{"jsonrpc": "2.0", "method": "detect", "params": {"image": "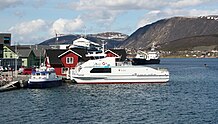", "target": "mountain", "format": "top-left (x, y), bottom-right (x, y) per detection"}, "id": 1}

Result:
top-left (39, 32), bottom-right (128, 48)
top-left (120, 16), bottom-right (218, 51)
top-left (40, 16), bottom-right (218, 51)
